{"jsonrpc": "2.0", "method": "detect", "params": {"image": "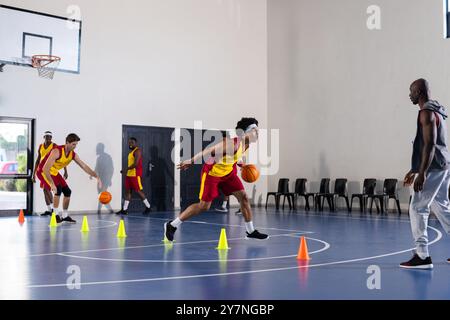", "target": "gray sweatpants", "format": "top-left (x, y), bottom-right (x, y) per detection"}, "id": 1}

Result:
top-left (409, 169), bottom-right (450, 259)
